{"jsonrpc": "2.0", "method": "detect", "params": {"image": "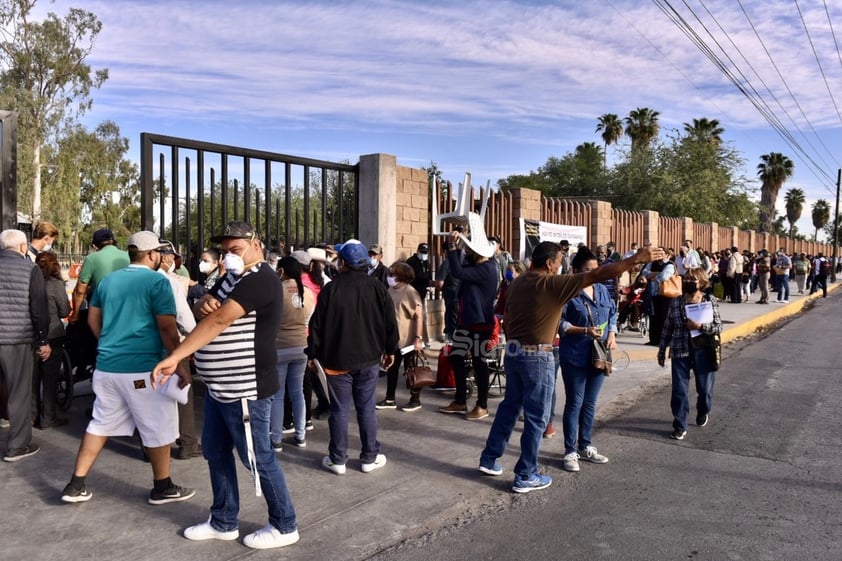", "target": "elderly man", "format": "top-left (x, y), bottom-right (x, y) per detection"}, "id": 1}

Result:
top-left (61, 231), bottom-right (194, 504)
top-left (308, 239), bottom-right (398, 476)
top-left (0, 230), bottom-right (50, 462)
top-left (153, 221), bottom-right (298, 550)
